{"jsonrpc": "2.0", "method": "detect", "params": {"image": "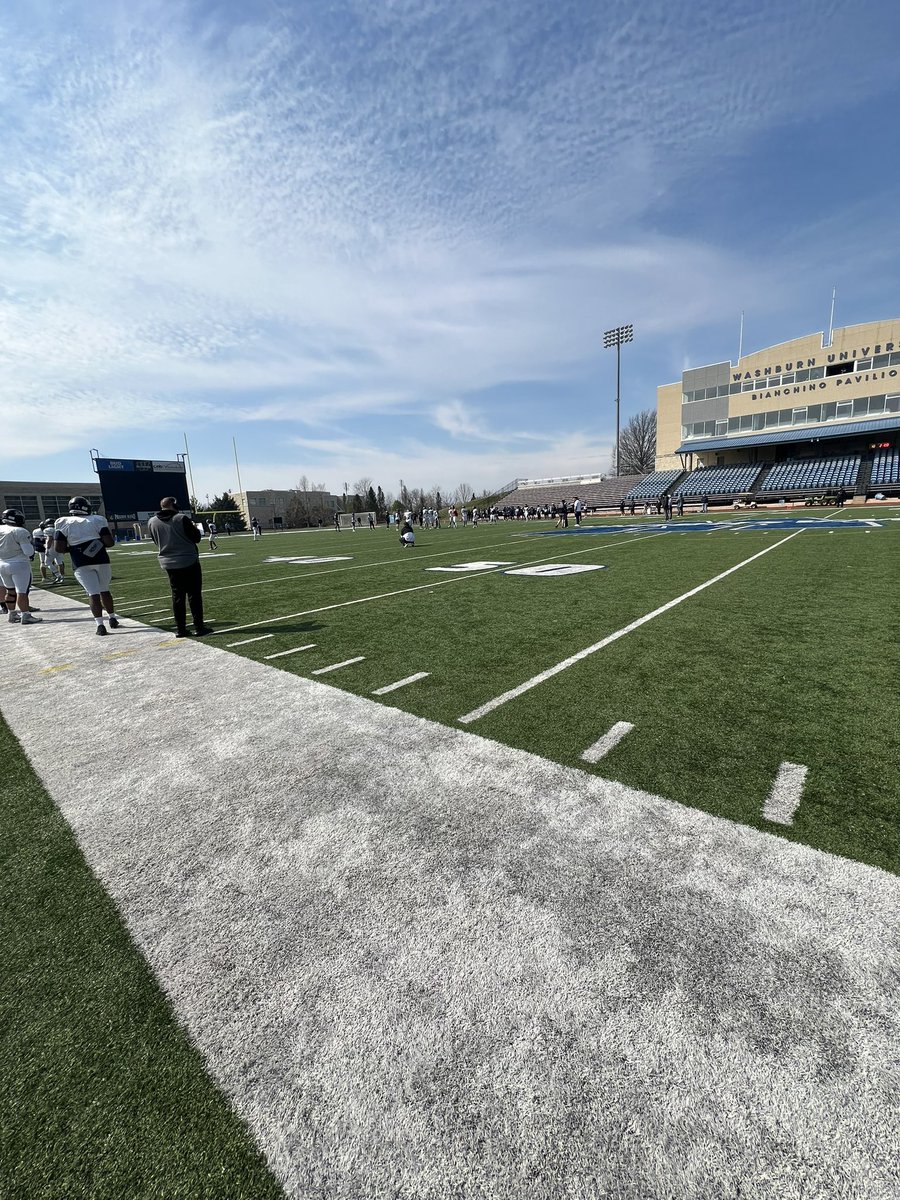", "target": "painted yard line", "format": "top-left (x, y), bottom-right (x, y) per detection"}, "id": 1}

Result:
top-left (103, 649), bottom-right (142, 660)
top-left (459, 530), bottom-right (804, 725)
top-left (226, 634), bottom-right (275, 647)
top-left (41, 663), bottom-right (73, 674)
top-left (312, 656), bottom-right (365, 675)
top-left (763, 762), bottom-right (809, 825)
top-left (115, 532), bottom-right (565, 601)
top-left (3, 587), bottom-right (899, 1198)
top-left (372, 672), bottom-right (429, 695)
top-left (263, 644), bottom-right (317, 660)
top-left (581, 722), bottom-right (635, 764)
top-left (215, 532), bottom-right (669, 635)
